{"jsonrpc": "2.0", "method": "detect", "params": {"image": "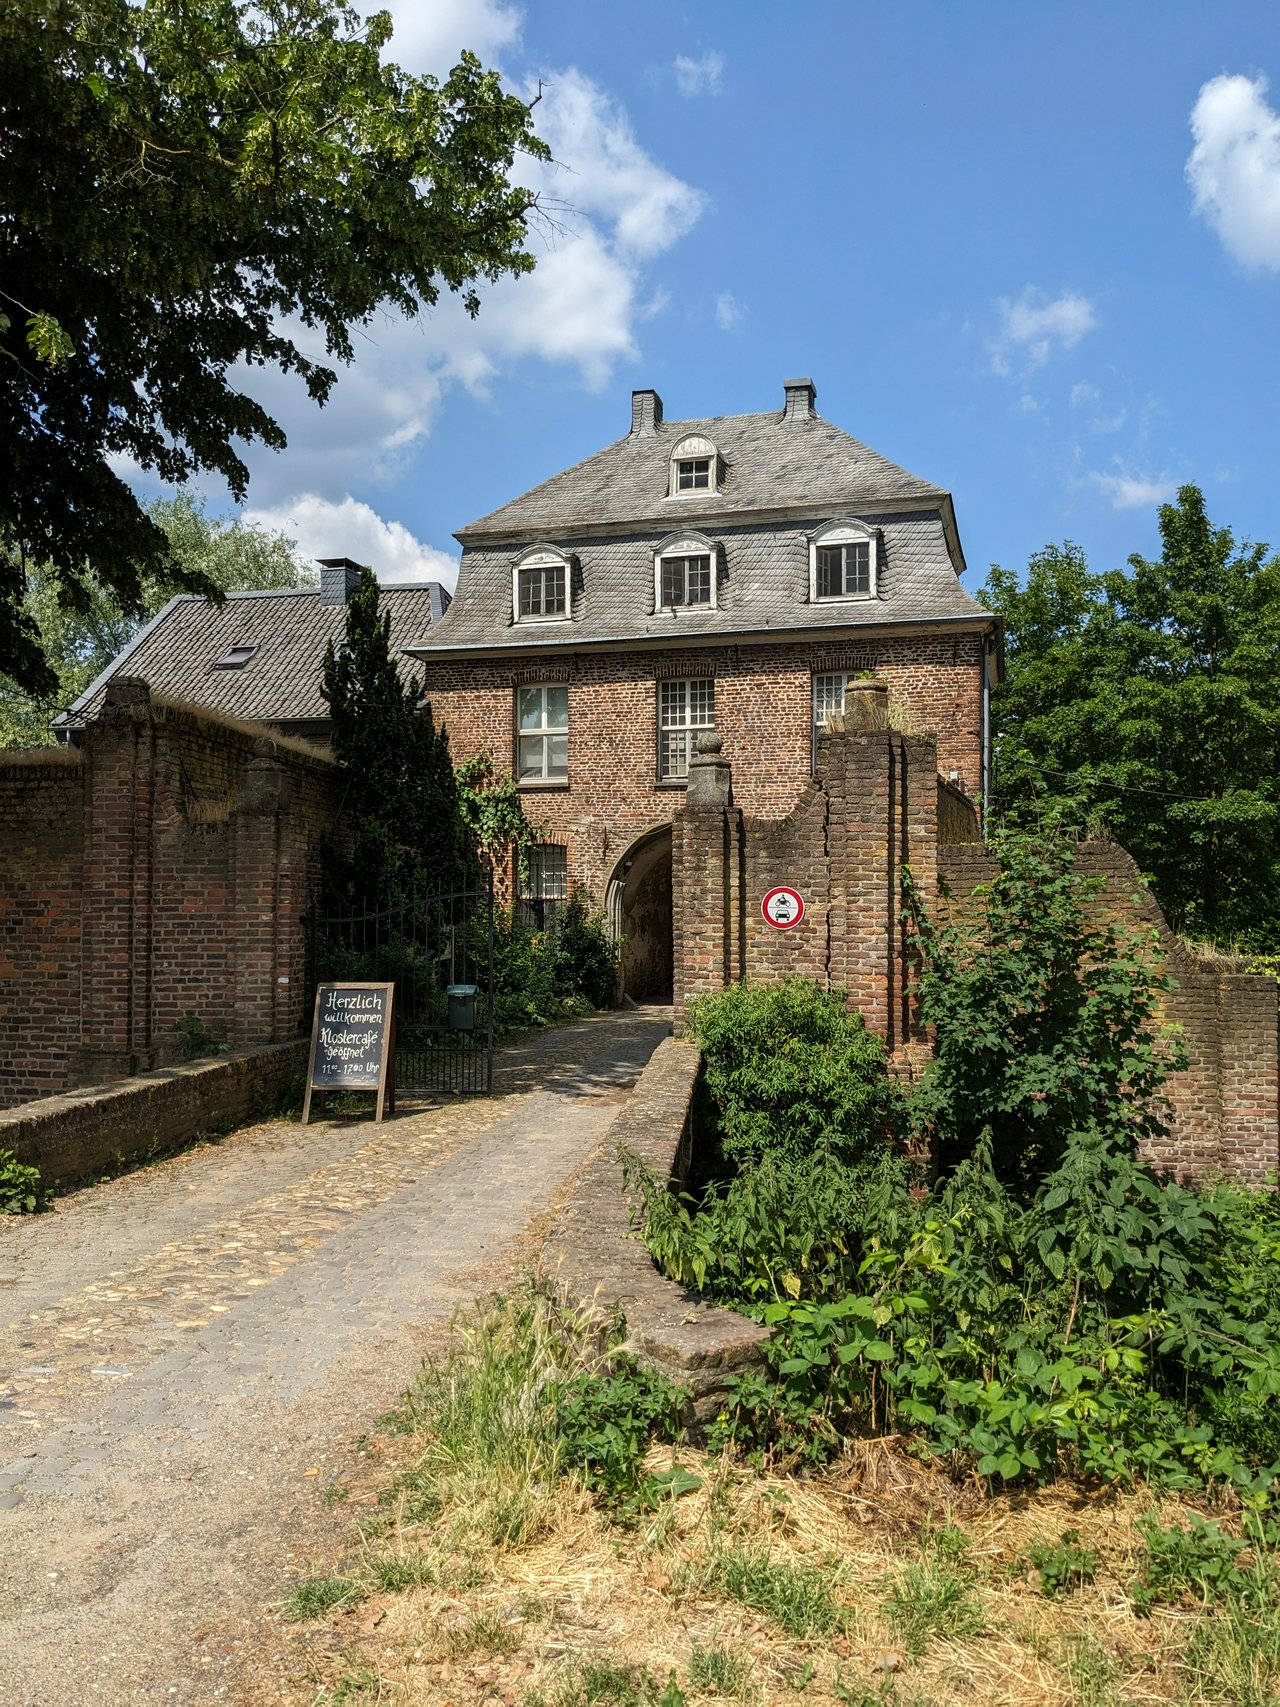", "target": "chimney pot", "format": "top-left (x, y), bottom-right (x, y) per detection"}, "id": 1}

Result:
top-left (630, 388), bottom-right (663, 437)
